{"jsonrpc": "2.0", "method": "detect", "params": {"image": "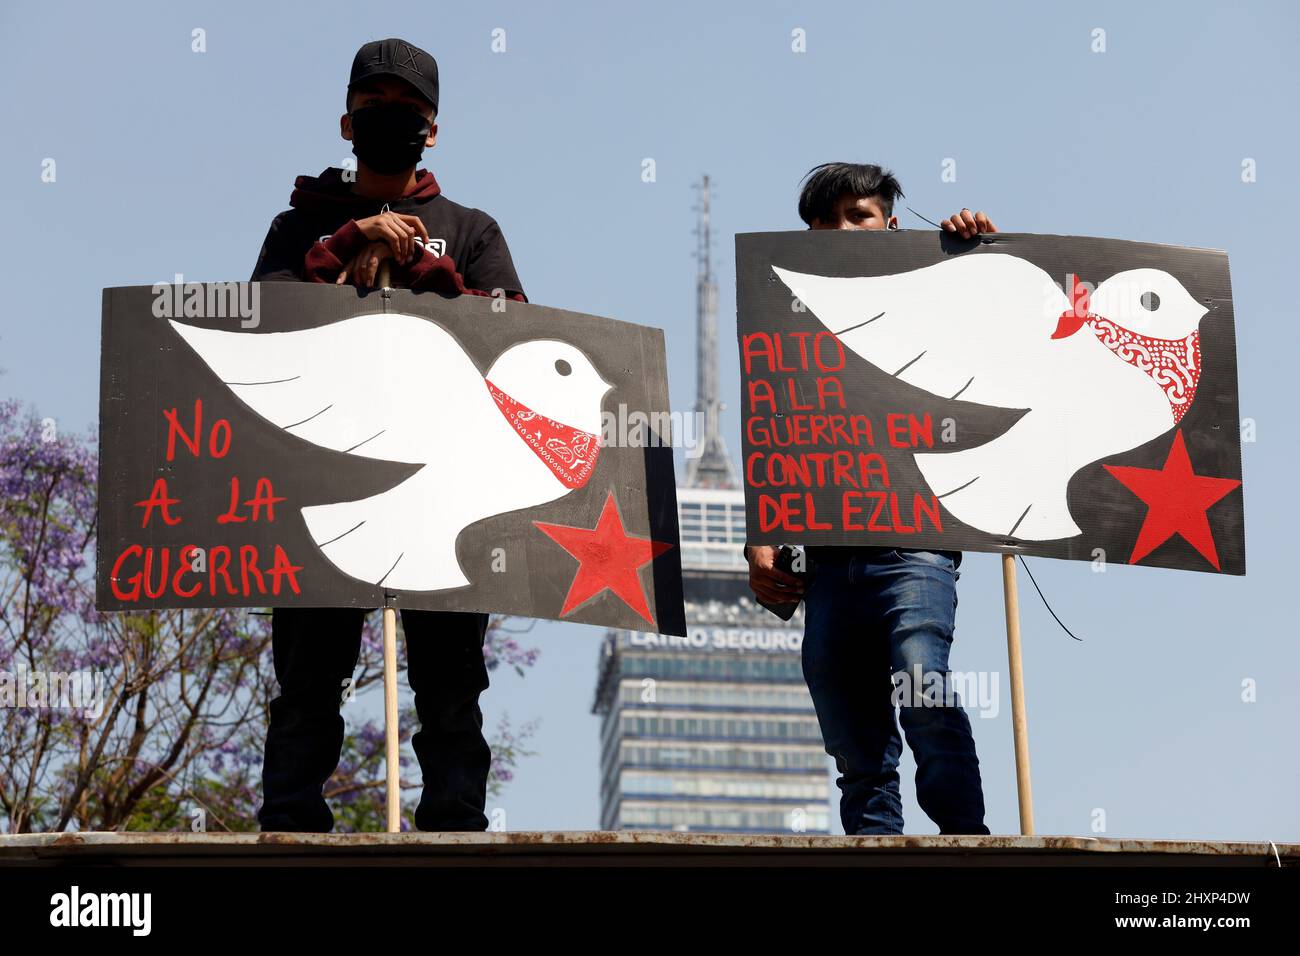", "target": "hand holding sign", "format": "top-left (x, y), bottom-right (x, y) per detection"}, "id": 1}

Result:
top-left (354, 211), bottom-right (429, 265)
